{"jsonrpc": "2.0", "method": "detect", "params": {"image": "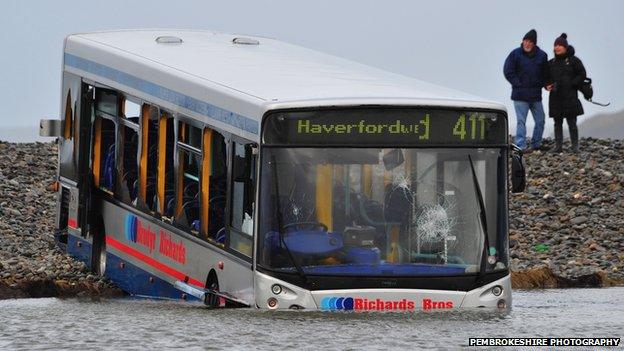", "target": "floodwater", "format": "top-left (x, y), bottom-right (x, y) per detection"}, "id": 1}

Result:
top-left (0, 288), bottom-right (622, 350)
top-left (0, 127), bottom-right (47, 143)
